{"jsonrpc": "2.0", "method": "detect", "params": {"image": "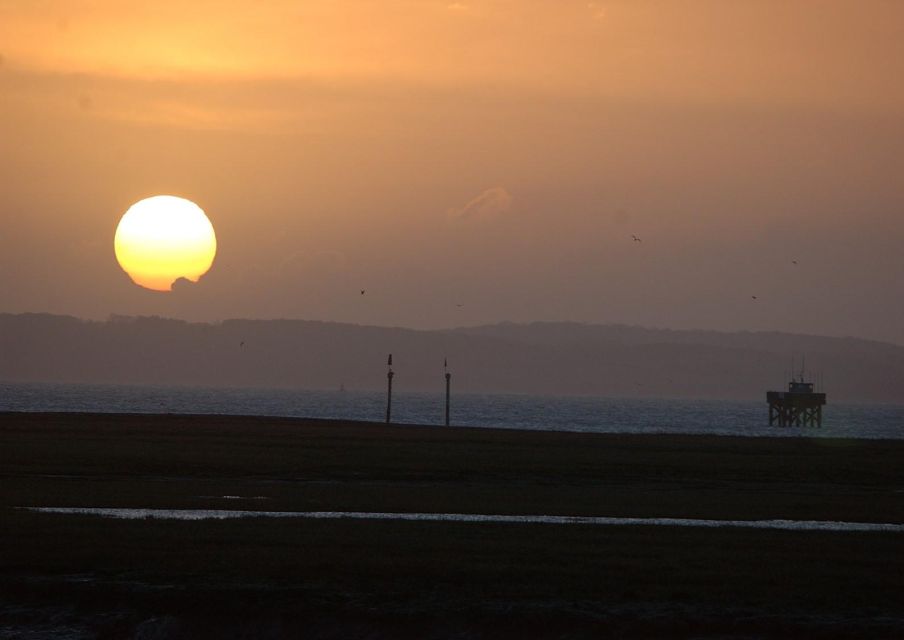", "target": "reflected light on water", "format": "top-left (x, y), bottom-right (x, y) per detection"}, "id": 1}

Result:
top-left (23, 507), bottom-right (904, 533)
